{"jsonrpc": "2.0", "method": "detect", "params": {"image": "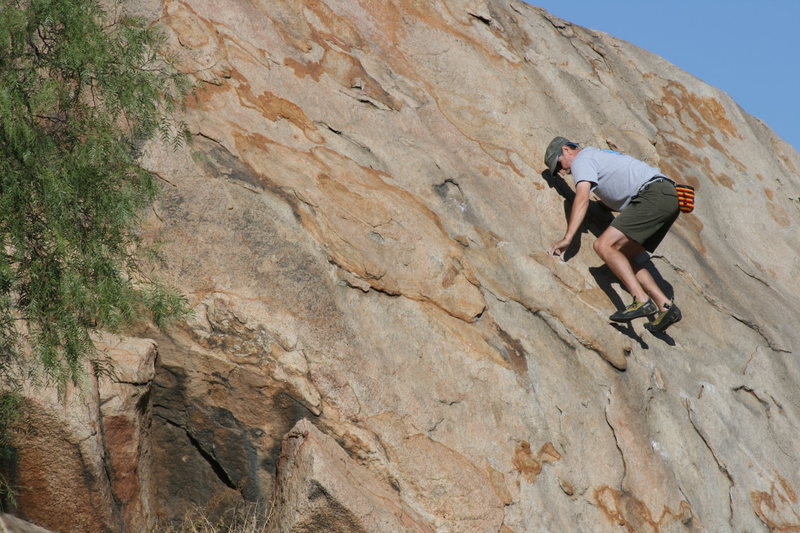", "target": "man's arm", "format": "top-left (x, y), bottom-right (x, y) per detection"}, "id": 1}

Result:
top-left (548, 180), bottom-right (592, 259)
